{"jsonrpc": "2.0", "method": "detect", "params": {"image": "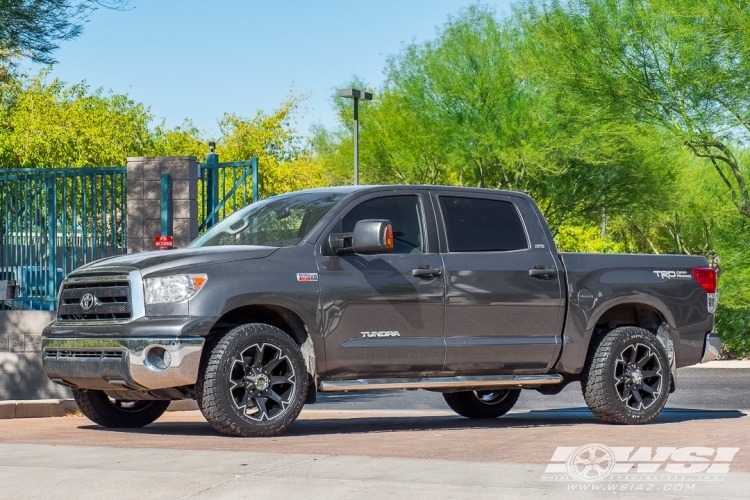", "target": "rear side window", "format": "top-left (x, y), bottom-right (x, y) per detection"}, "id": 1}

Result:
top-left (439, 196), bottom-right (528, 252)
